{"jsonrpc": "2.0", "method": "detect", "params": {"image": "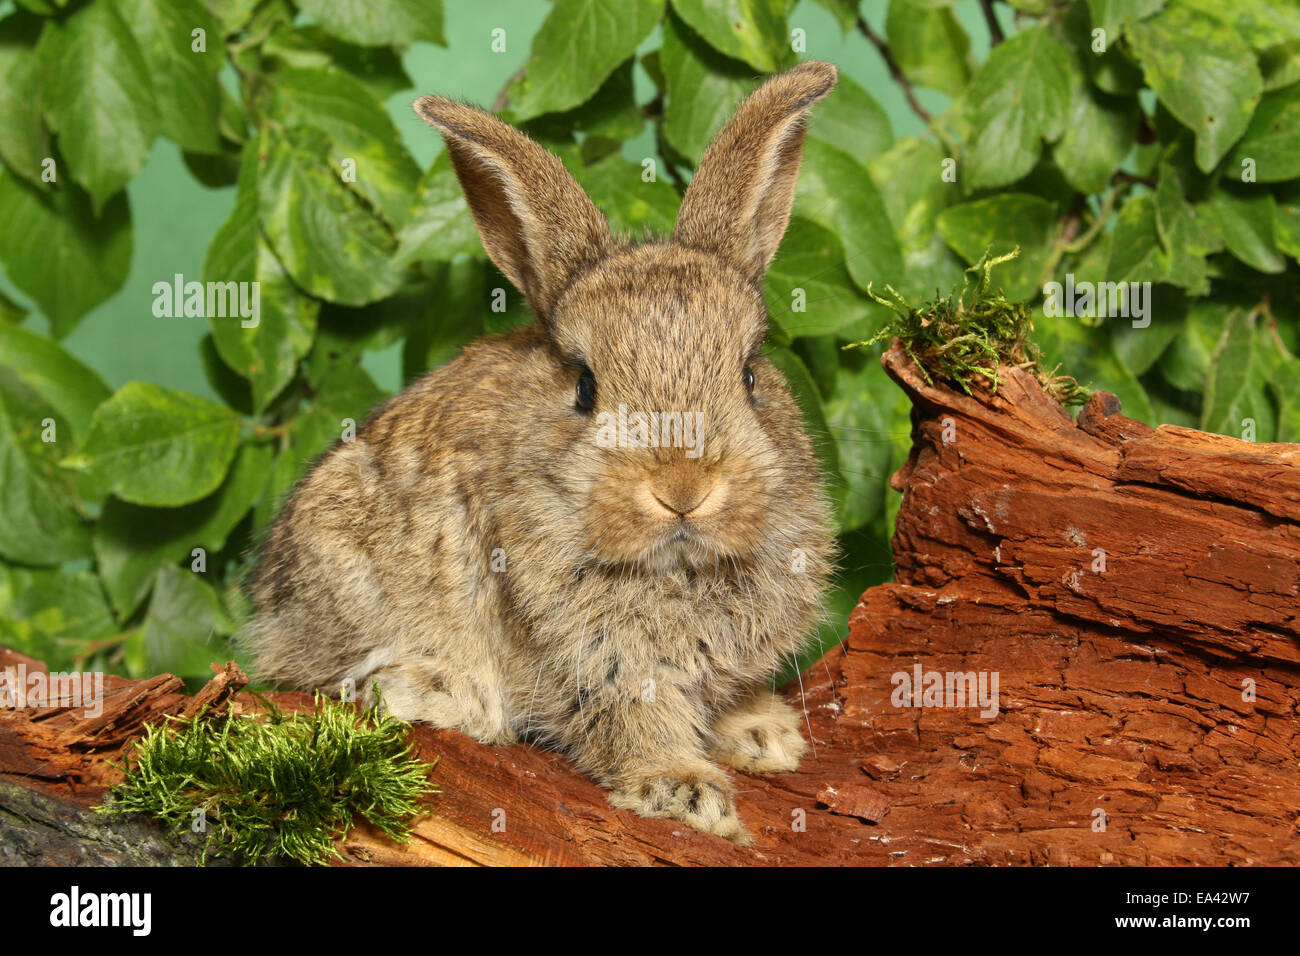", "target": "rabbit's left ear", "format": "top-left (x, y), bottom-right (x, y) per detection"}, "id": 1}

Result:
top-left (674, 61), bottom-right (837, 285)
